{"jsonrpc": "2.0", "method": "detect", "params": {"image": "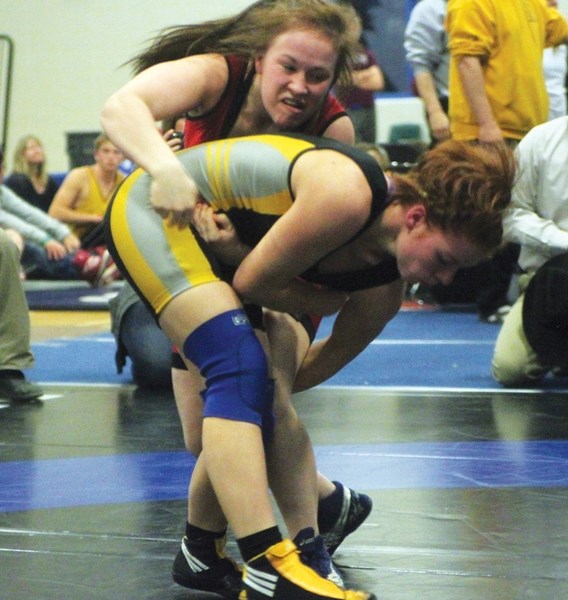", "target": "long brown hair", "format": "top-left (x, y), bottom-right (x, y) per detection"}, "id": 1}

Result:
top-left (129, 0), bottom-right (361, 85)
top-left (390, 141), bottom-right (516, 253)
top-left (12, 135), bottom-right (48, 186)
